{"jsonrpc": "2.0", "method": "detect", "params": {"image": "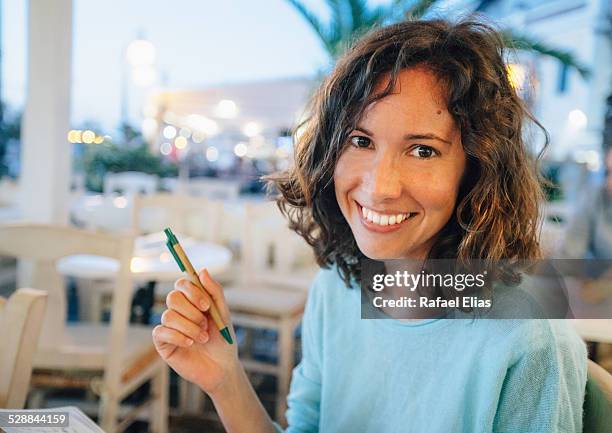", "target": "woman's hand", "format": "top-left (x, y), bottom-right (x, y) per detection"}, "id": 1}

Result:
top-left (152, 268), bottom-right (238, 395)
